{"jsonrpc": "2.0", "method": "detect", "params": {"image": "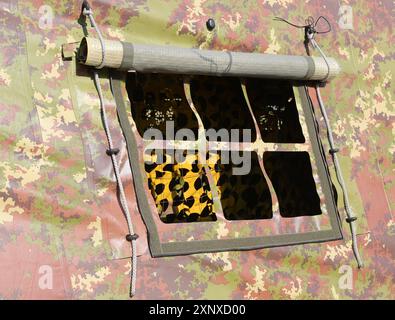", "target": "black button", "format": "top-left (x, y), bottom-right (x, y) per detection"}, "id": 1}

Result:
top-left (206, 18), bottom-right (216, 31)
